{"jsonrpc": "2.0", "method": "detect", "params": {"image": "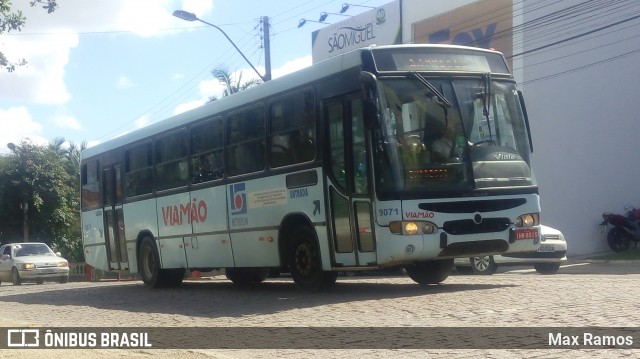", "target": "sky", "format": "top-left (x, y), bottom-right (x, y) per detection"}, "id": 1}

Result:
top-left (0, 0), bottom-right (391, 152)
